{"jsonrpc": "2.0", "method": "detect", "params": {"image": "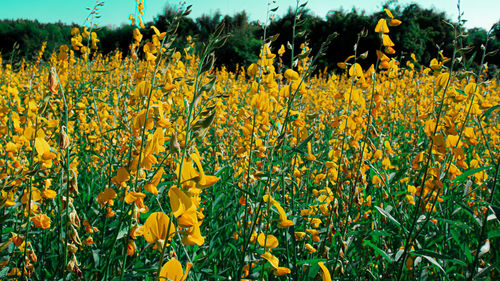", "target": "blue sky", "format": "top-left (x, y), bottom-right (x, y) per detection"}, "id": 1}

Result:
top-left (2, 0), bottom-right (499, 30)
